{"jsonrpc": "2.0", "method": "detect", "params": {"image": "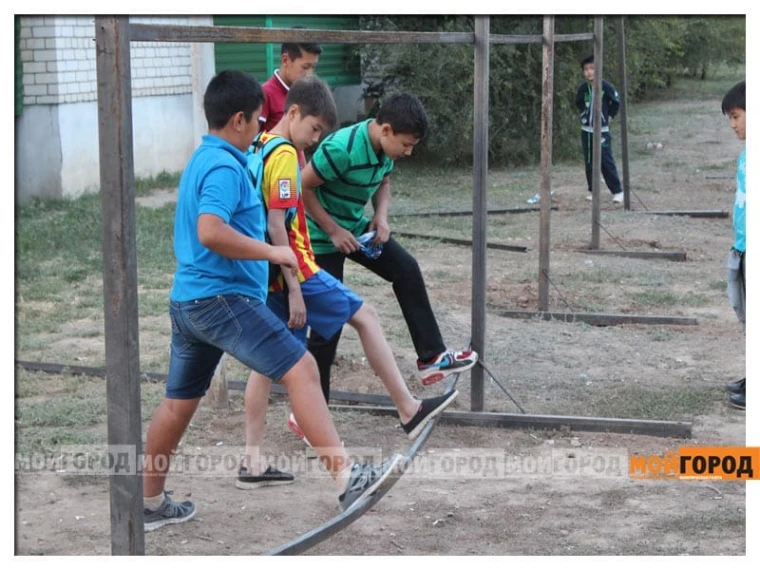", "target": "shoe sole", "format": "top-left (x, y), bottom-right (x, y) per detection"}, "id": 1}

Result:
top-left (235, 479), bottom-right (295, 490)
top-left (420, 360), bottom-right (477, 386)
top-left (144, 507), bottom-right (197, 532)
top-left (407, 390), bottom-right (459, 440)
top-left (728, 401), bottom-right (746, 410)
top-left (343, 454), bottom-right (403, 512)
